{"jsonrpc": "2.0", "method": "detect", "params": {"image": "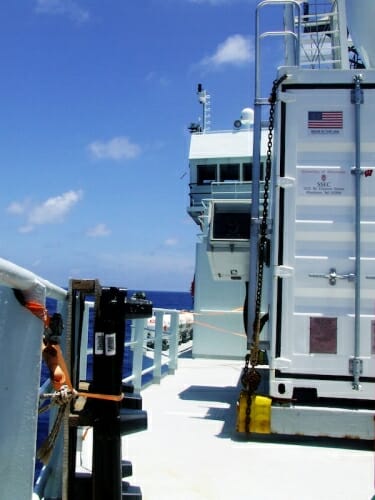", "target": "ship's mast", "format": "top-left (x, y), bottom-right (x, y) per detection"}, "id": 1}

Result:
top-left (197, 83), bottom-right (211, 132)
